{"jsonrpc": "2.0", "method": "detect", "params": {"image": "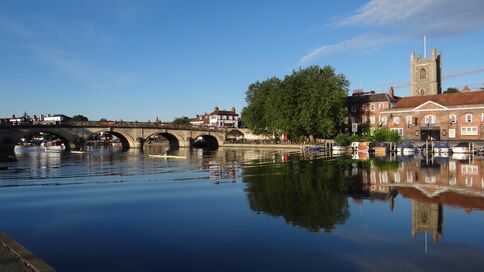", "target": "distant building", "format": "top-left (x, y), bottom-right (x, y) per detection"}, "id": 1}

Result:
top-left (346, 87), bottom-right (401, 135)
top-left (381, 87), bottom-right (484, 141)
top-left (33, 114), bottom-right (71, 125)
top-left (190, 107), bottom-right (239, 128)
top-left (189, 113), bottom-right (210, 127)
